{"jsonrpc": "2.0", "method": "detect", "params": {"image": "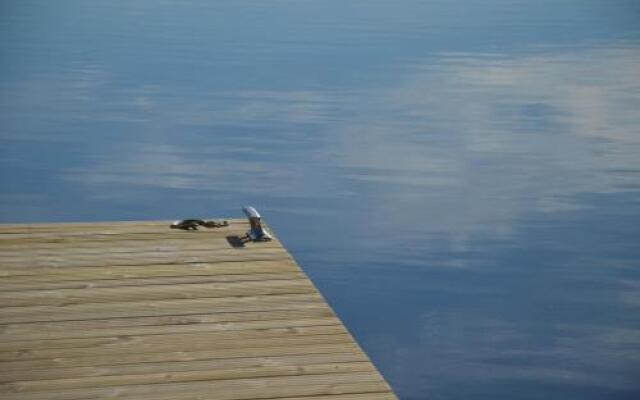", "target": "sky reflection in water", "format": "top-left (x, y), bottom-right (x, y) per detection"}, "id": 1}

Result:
top-left (1, 1), bottom-right (640, 398)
